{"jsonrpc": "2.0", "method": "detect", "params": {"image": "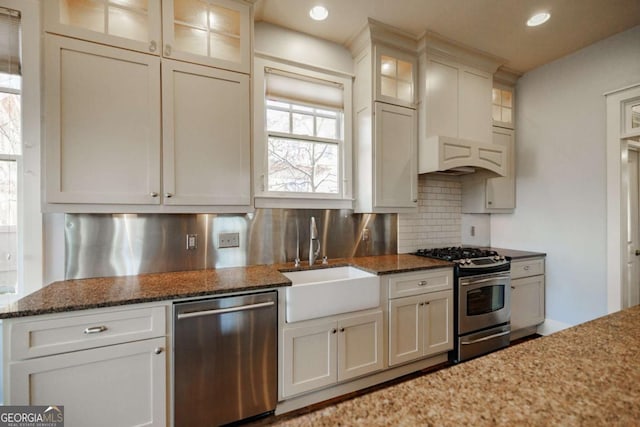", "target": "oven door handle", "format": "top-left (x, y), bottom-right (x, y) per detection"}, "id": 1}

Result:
top-left (460, 276), bottom-right (509, 287)
top-left (460, 330), bottom-right (510, 345)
